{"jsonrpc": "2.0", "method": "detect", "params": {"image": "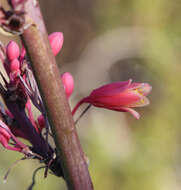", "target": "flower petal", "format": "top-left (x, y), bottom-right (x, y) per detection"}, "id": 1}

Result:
top-left (119, 107), bottom-right (140, 119)
top-left (90, 79), bottom-right (132, 97)
top-left (90, 89), bottom-right (141, 106)
top-left (127, 96), bottom-right (150, 107)
top-left (130, 83), bottom-right (152, 96)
